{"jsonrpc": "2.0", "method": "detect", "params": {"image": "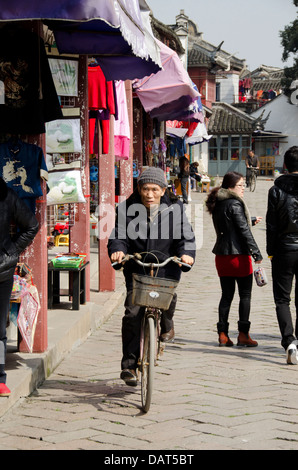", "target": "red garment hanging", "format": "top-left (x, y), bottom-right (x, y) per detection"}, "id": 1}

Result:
top-left (88, 65), bottom-right (107, 110)
top-left (88, 65), bottom-right (116, 154)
